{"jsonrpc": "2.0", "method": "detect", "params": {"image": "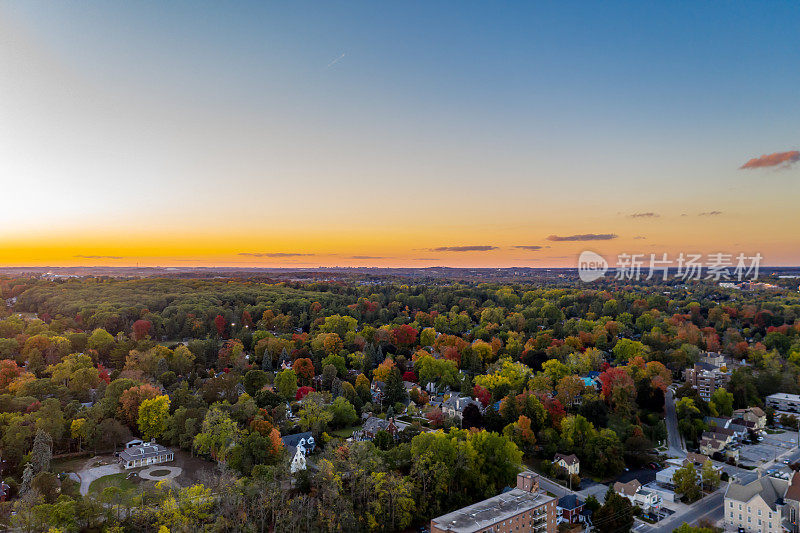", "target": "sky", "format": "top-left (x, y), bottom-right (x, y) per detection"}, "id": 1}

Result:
top-left (1, 1), bottom-right (799, 268)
